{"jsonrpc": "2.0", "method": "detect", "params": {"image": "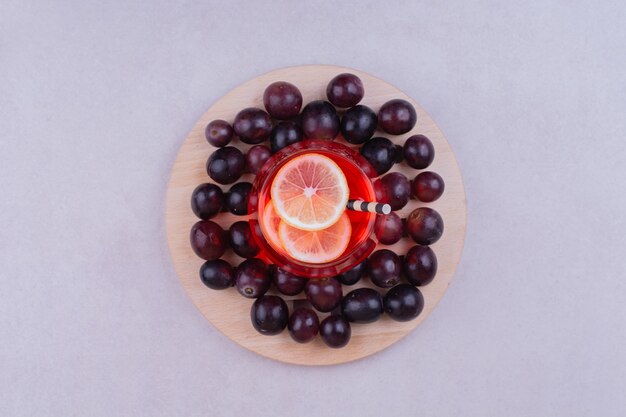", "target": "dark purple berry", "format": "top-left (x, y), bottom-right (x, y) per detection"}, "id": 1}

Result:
top-left (190, 220), bottom-right (227, 261)
top-left (404, 245), bottom-right (437, 286)
top-left (412, 171), bottom-right (445, 202)
top-left (360, 137), bottom-right (396, 175)
top-left (320, 315), bottom-right (351, 348)
top-left (205, 119), bottom-right (233, 147)
top-left (288, 308), bottom-right (319, 343)
top-left (191, 183), bottom-right (224, 220)
top-left (367, 249), bottom-right (402, 288)
top-left (336, 260), bottom-right (366, 285)
top-left (340, 105), bottom-right (377, 144)
top-left (403, 135), bottom-right (434, 169)
top-left (384, 284), bottom-right (424, 321)
top-left (406, 207), bottom-right (444, 245)
top-left (375, 172), bottom-right (410, 210)
top-left (378, 99), bottom-right (417, 135)
top-left (200, 259), bottom-right (234, 289)
top-left (235, 258), bottom-right (271, 298)
top-left (270, 265), bottom-right (306, 296)
top-left (341, 288), bottom-right (383, 323)
top-left (226, 182), bottom-right (252, 215)
top-left (263, 81), bottom-right (303, 120)
top-left (326, 73), bottom-right (364, 108)
top-left (246, 145), bottom-right (272, 174)
top-left (301, 100), bottom-right (340, 140)
top-left (233, 107), bottom-right (273, 144)
top-left (206, 146), bottom-right (245, 185)
top-left (269, 121), bottom-right (303, 153)
top-left (229, 221), bottom-right (260, 258)
top-left (304, 277), bottom-right (343, 312)
top-left (251, 295), bottom-right (289, 335)
top-left (374, 212), bottom-right (403, 245)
